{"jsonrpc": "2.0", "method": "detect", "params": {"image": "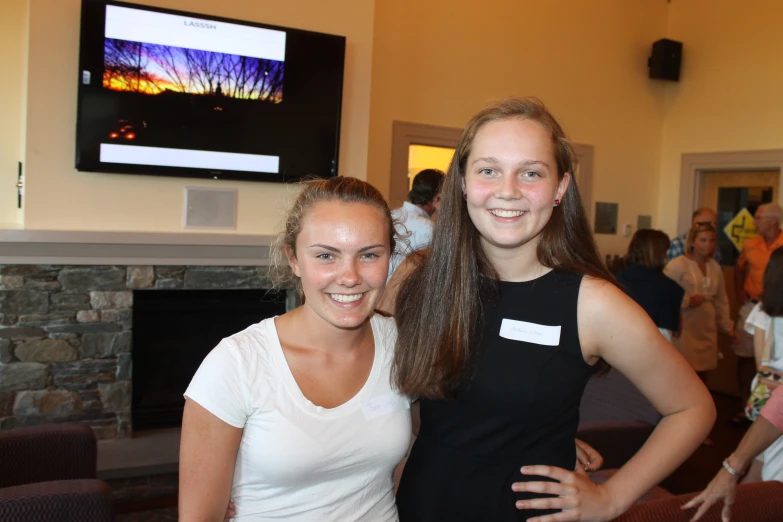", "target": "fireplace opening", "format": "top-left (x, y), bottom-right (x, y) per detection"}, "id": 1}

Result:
top-left (132, 289), bottom-right (288, 431)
